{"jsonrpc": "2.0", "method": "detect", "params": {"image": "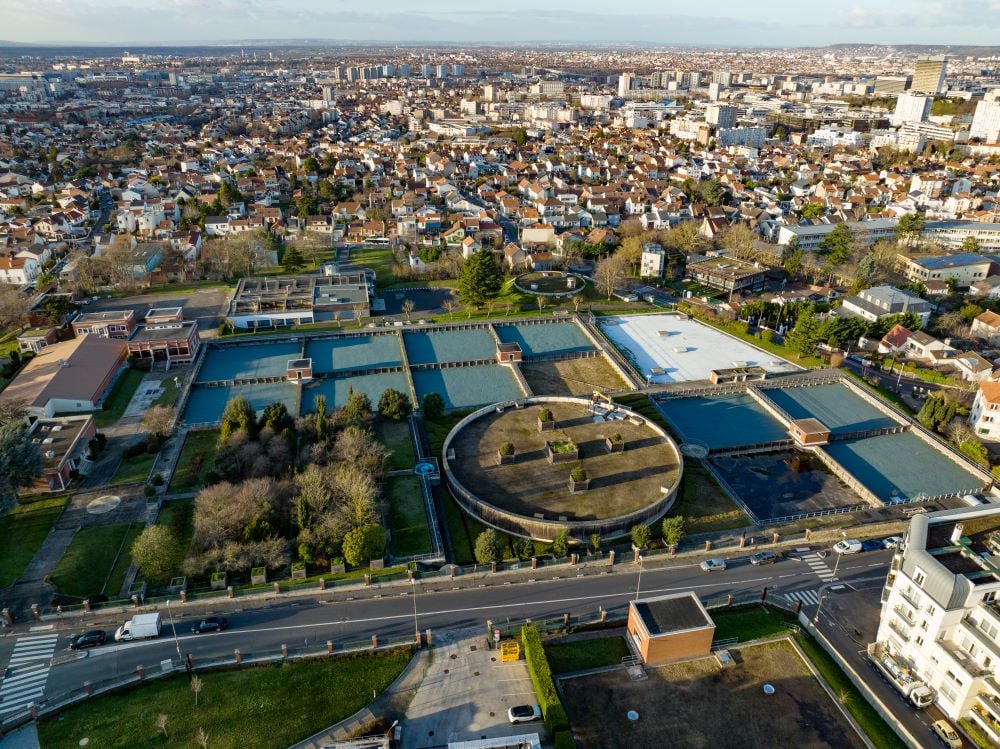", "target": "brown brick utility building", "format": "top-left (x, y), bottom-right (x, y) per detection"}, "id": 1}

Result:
top-left (627, 592), bottom-right (716, 666)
